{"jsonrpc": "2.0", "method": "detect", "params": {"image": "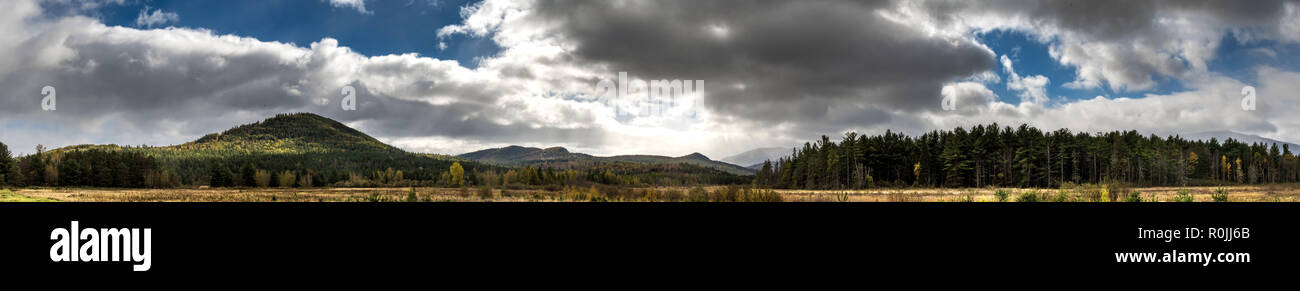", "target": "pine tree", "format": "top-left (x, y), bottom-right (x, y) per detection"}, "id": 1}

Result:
top-left (0, 141), bottom-right (11, 186)
top-left (761, 124), bottom-right (1300, 189)
top-left (61, 159), bottom-right (82, 186)
top-left (210, 162), bottom-right (233, 187)
top-left (825, 148), bottom-right (840, 189)
top-left (241, 163), bottom-right (257, 187)
top-left (756, 160), bottom-right (773, 187)
top-left (941, 128), bottom-right (972, 188)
